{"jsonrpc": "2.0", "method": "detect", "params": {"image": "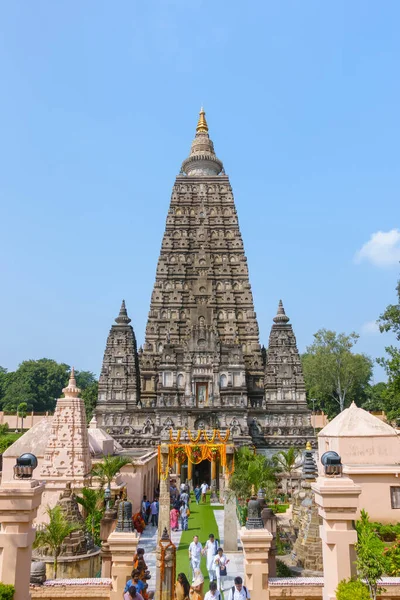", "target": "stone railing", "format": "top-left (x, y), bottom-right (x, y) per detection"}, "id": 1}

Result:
top-left (31, 578), bottom-right (112, 599)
